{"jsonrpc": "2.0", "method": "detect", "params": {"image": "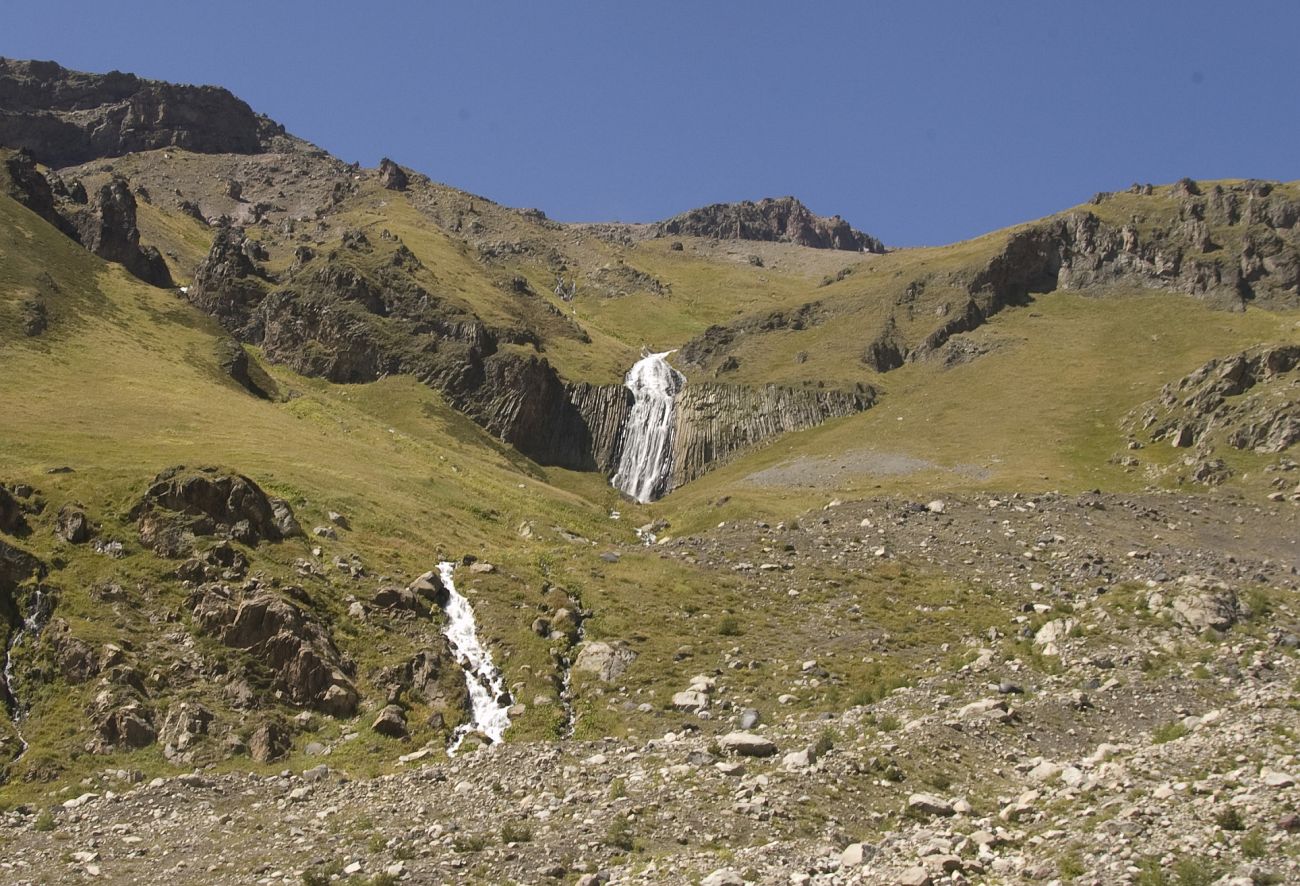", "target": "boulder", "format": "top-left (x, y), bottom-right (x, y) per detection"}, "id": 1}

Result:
top-left (671, 690), bottom-right (709, 713)
top-left (248, 721), bottom-right (290, 763)
top-left (55, 504), bottom-right (94, 543)
top-left (131, 466), bottom-right (299, 555)
top-left (372, 585), bottom-right (429, 616)
top-left (158, 701), bottom-right (213, 756)
top-left (1168, 575), bottom-right (1245, 633)
top-left (371, 704), bottom-right (408, 738)
top-left (87, 689), bottom-right (155, 752)
top-left (717, 731), bottom-right (777, 757)
top-left (572, 641), bottom-right (637, 682)
top-left (907, 793), bottom-right (955, 817)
